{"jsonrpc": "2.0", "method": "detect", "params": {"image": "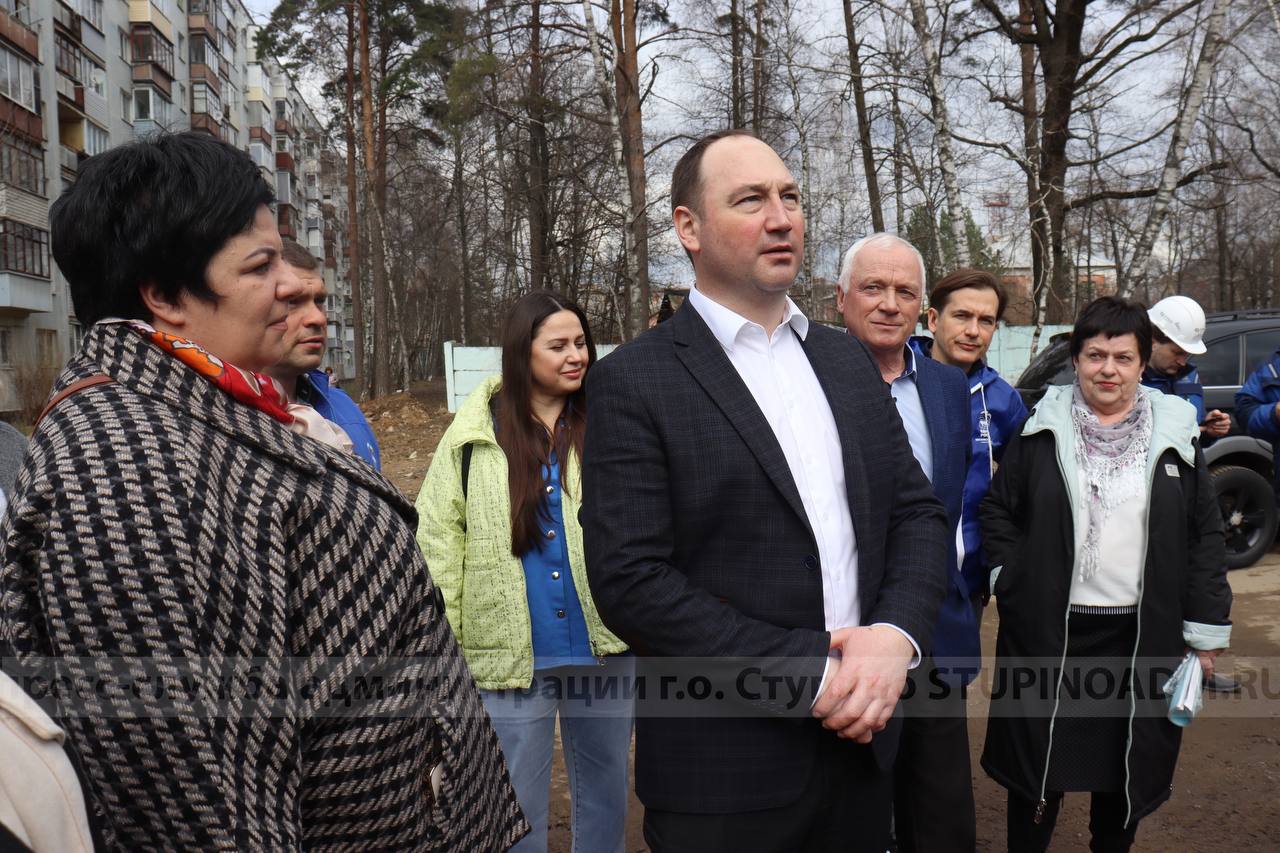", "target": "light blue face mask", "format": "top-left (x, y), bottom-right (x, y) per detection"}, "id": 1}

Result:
top-left (1162, 650), bottom-right (1204, 727)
